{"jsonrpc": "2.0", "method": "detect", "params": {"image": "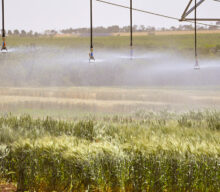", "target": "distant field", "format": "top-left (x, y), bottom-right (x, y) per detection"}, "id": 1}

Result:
top-left (113, 30), bottom-right (220, 36)
top-left (6, 32), bottom-right (220, 55)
